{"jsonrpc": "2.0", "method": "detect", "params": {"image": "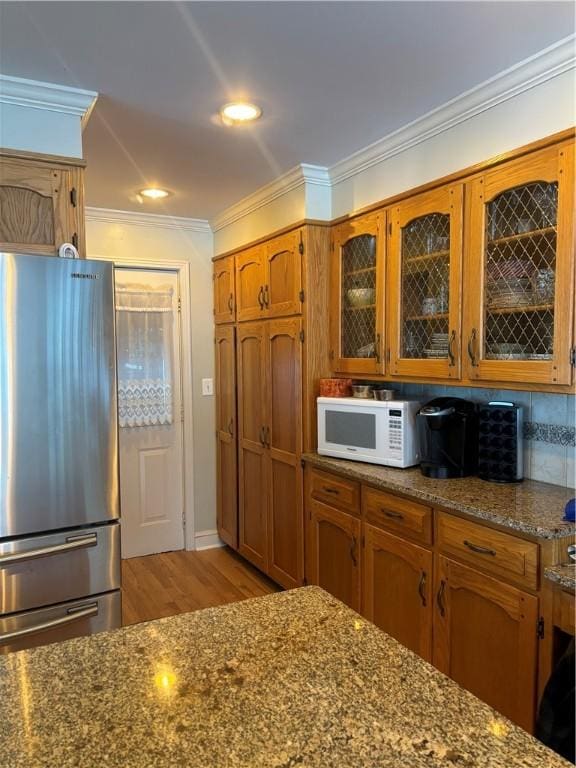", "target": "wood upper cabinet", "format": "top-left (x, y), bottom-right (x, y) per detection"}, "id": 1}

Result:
top-left (213, 256), bottom-right (236, 324)
top-left (463, 142), bottom-right (575, 385)
top-left (236, 246), bottom-right (265, 322)
top-left (388, 185), bottom-right (463, 379)
top-left (433, 555), bottom-right (539, 732)
top-left (363, 524), bottom-right (433, 661)
top-left (264, 229), bottom-right (303, 318)
top-left (215, 326), bottom-right (238, 549)
top-left (330, 211), bottom-right (386, 374)
top-left (0, 153), bottom-right (85, 257)
top-left (266, 317), bottom-right (304, 588)
top-left (307, 497), bottom-right (361, 612)
top-left (237, 322), bottom-right (268, 571)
